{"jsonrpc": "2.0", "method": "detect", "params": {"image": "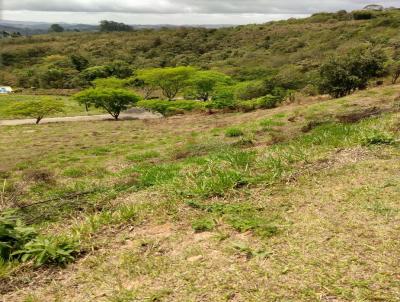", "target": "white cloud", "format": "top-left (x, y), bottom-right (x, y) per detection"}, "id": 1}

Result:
top-left (4, 0), bottom-right (400, 14)
top-left (2, 0), bottom-right (400, 24)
